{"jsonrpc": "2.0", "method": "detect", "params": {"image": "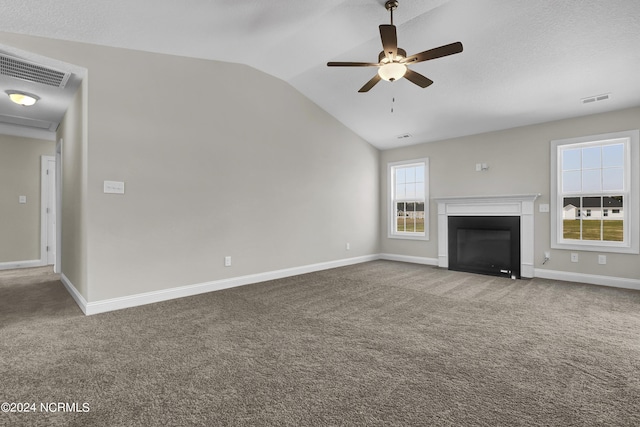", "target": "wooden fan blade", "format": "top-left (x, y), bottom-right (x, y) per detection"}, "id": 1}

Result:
top-left (379, 25), bottom-right (398, 60)
top-left (358, 74), bottom-right (382, 93)
top-left (404, 69), bottom-right (434, 88)
top-left (327, 61), bottom-right (379, 67)
top-left (403, 42), bottom-right (463, 64)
